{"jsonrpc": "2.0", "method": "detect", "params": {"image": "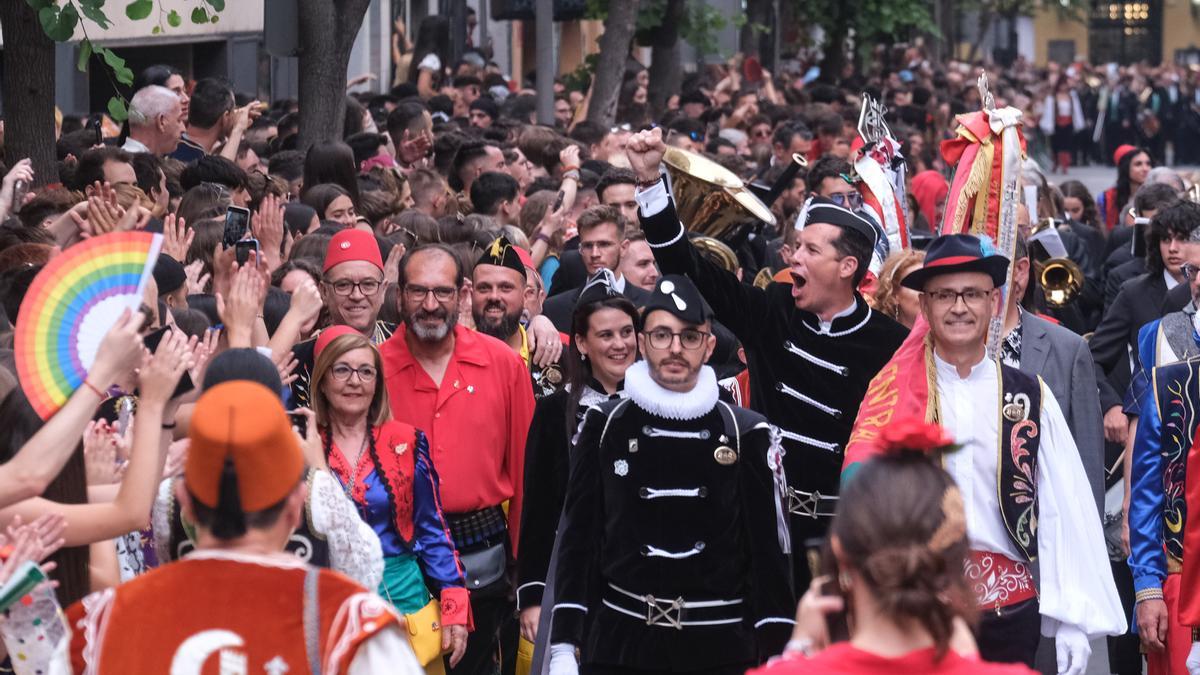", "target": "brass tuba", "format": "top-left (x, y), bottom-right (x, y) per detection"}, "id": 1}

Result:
top-left (692, 236), bottom-right (740, 274)
top-left (1031, 218), bottom-right (1083, 308)
top-left (661, 146), bottom-right (777, 239)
